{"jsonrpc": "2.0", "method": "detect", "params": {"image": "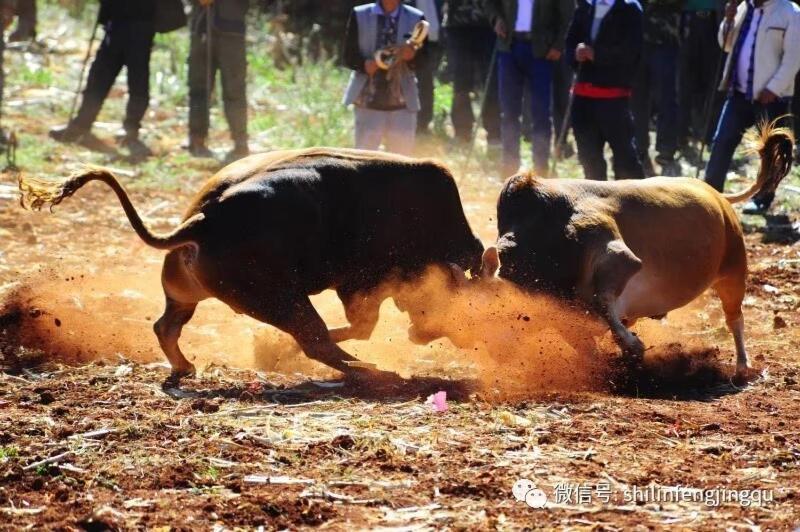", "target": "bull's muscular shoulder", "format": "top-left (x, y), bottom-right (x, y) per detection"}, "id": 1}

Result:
top-left (181, 147), bottom-right (453, 218)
